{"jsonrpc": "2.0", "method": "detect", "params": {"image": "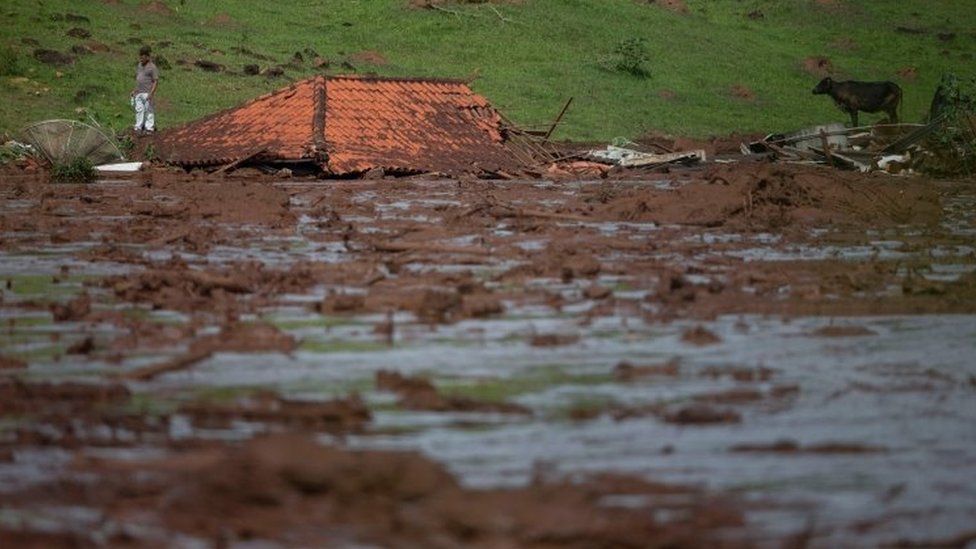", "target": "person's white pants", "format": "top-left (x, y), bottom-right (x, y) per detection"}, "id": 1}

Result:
top-left (133, 93), bottom-right (155, 132)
